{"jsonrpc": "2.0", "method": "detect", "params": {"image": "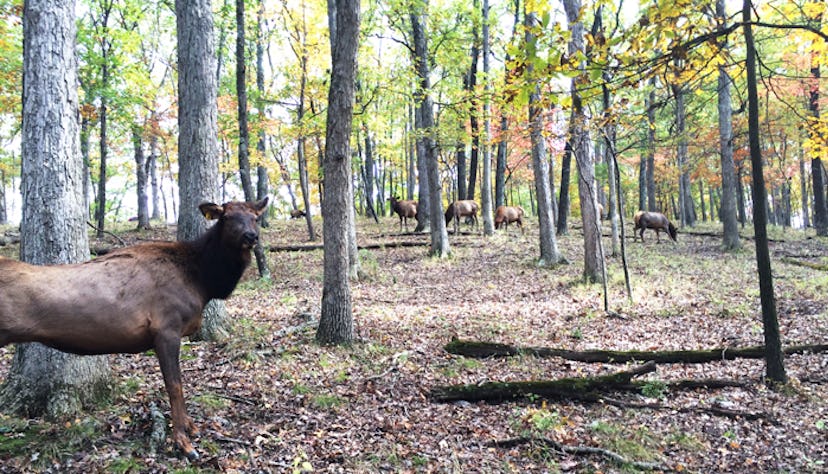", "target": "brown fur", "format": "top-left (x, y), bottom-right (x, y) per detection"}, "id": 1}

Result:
top-left (0, 198), bottom-right (268, 459)
top-left (494, 205), bottom-right (525, 234)
top-left (290, 209), bottom-right (306, 219)
top-left (389, 196), bottom-right (418, 232)
top-left (445, 200), bottom-right (479, 232)
top-left (633, 210), bottom-right (677, 243)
